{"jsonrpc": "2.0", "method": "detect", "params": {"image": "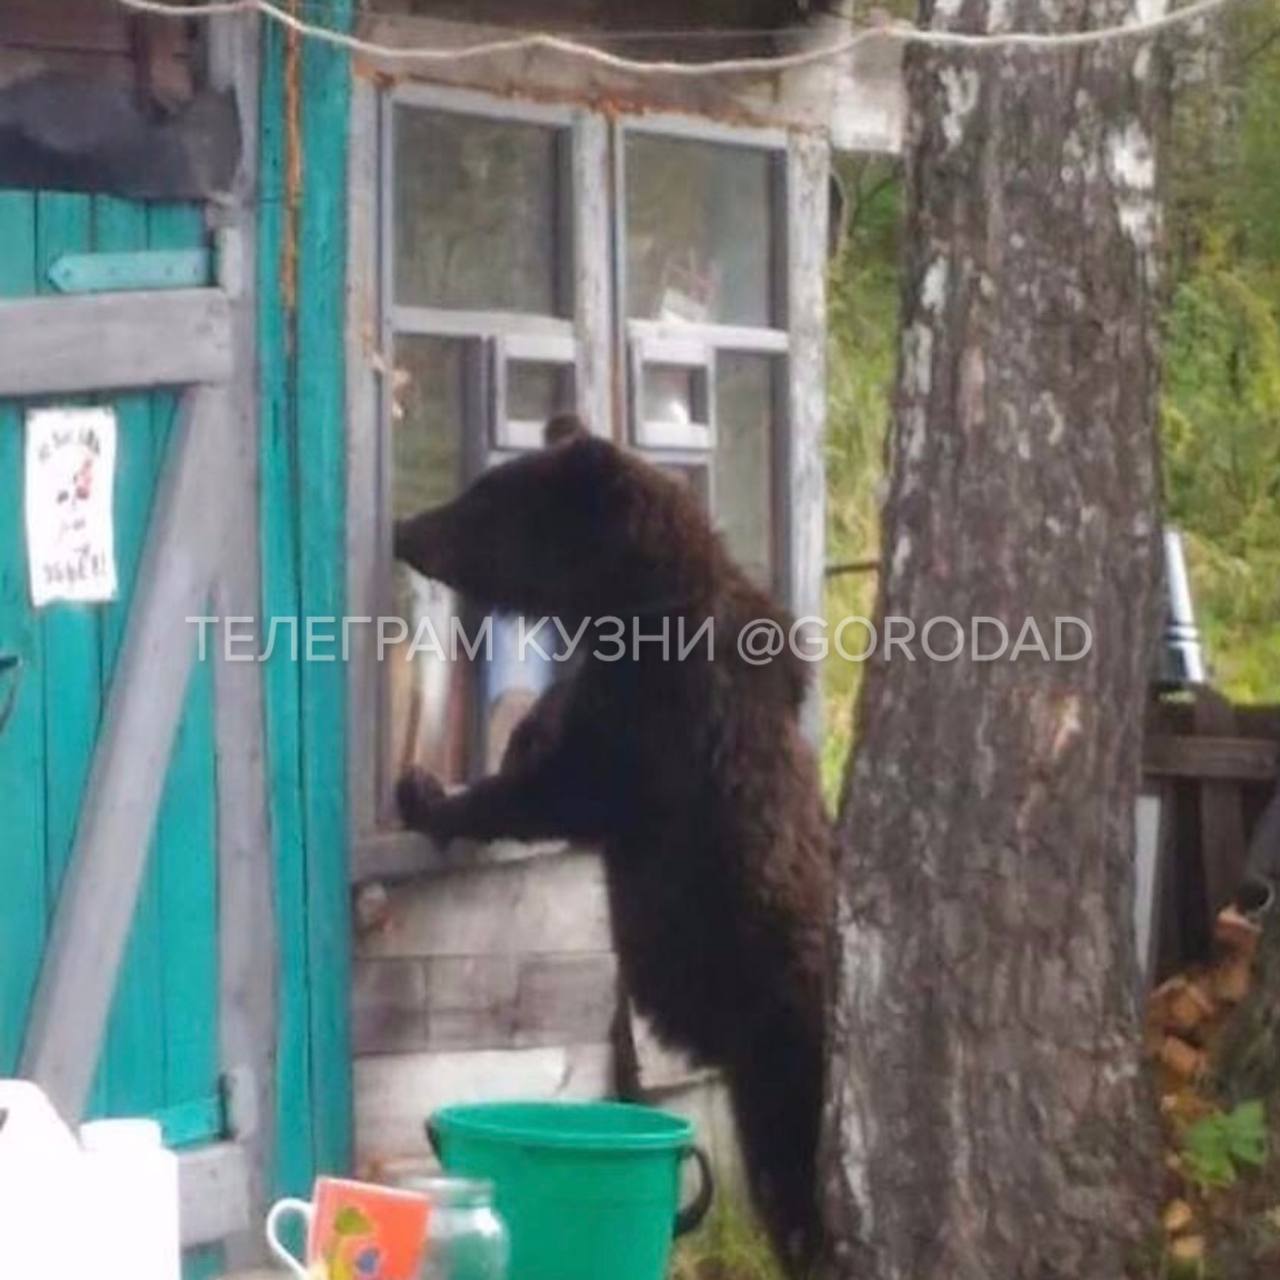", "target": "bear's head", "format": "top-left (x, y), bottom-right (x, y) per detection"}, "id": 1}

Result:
top-left (394, 416), bottom-right (726, 620)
